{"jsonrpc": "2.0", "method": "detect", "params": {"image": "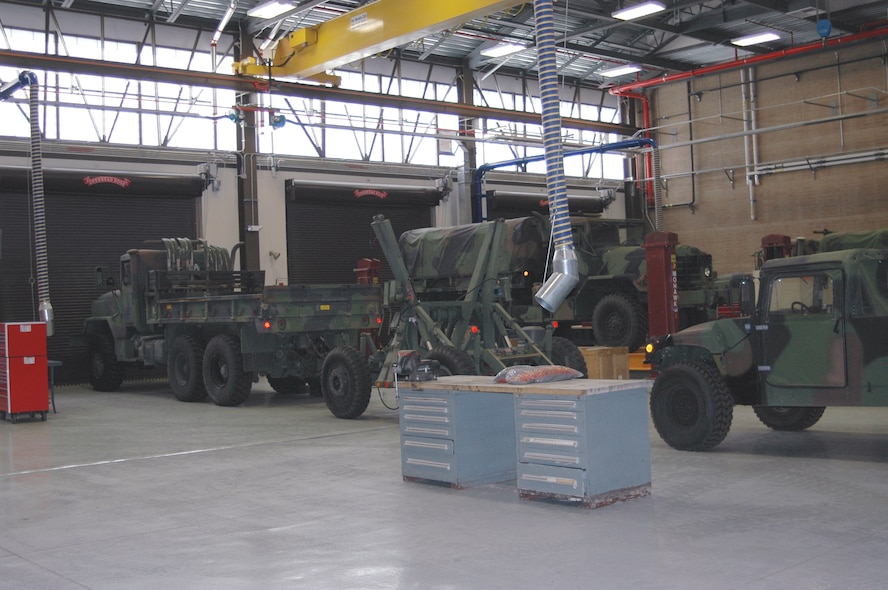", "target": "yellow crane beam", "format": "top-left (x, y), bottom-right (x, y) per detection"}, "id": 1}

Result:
top-left (234, 0), bottom-right (523, 85)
